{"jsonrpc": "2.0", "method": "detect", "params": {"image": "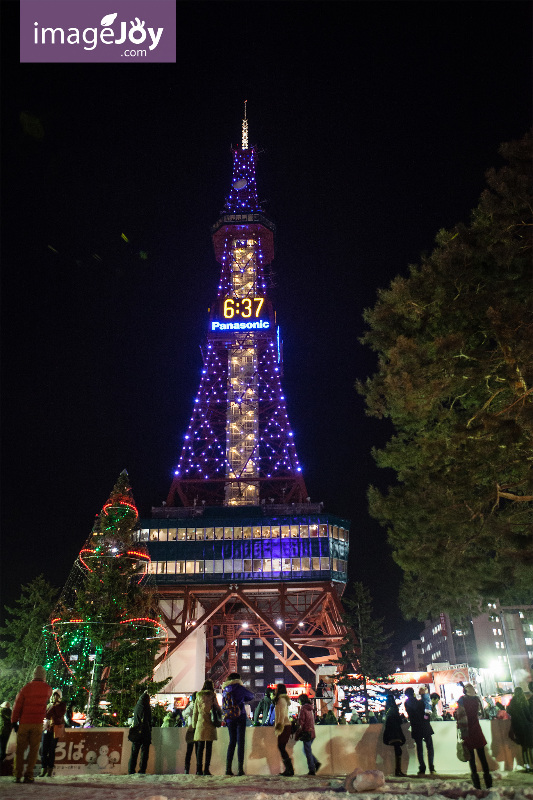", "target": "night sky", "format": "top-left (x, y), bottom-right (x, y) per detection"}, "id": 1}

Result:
top-left (1, 2), bottom-right (531, 653)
